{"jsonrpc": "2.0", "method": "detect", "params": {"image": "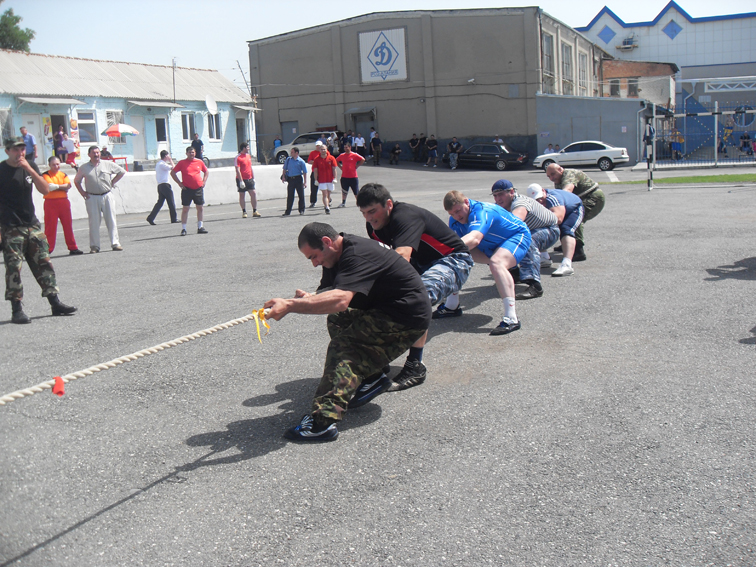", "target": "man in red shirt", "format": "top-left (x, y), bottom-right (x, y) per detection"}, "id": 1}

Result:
top-left (306, 141), bottom-right (324, 209)
top-left (335, 141), bottom-right (364, 208)
top-left (171, 147), bottom-right (209, 235)
top-left (235, 143), bottom-right (260, 218)
top-left (312, 143), bottom-right (338, 214)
